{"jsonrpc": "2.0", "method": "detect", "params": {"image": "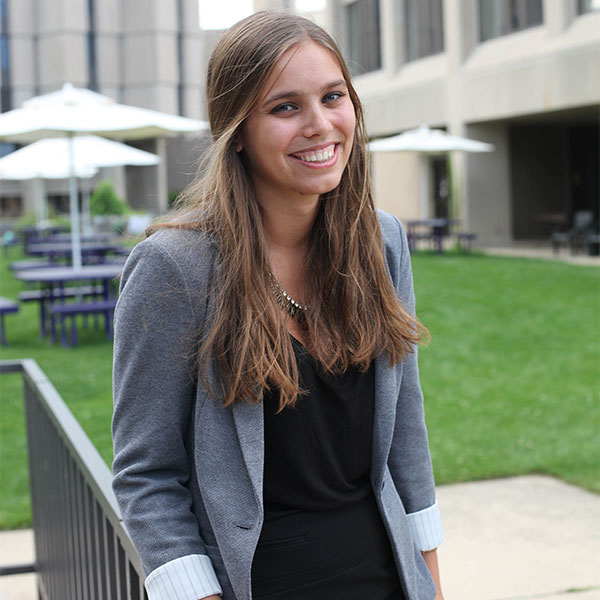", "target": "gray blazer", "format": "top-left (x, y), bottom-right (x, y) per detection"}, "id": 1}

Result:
top-left (112, 210), bottom-right (438, 600)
